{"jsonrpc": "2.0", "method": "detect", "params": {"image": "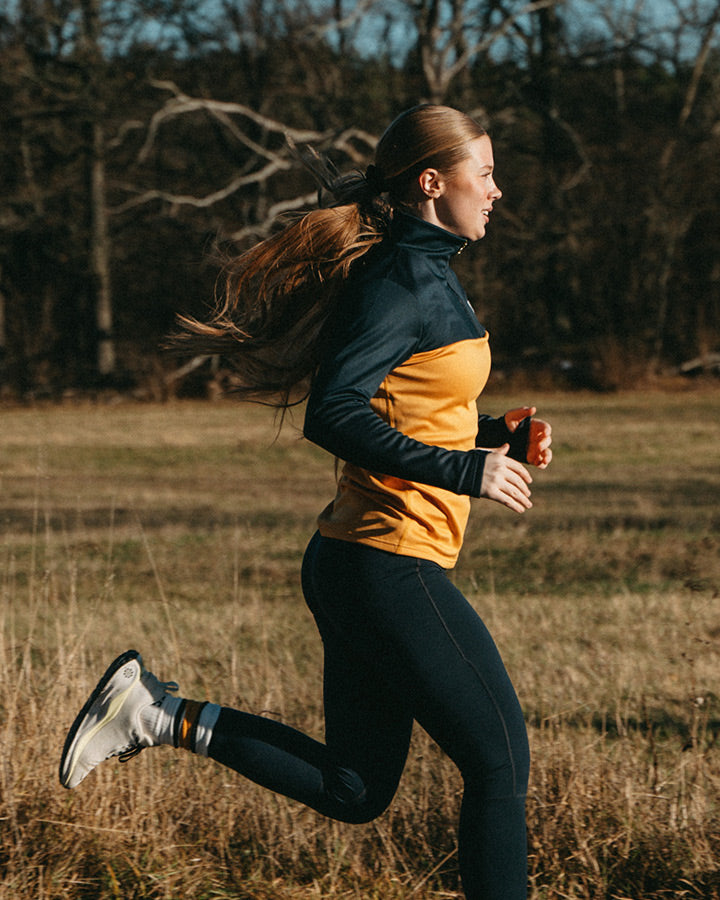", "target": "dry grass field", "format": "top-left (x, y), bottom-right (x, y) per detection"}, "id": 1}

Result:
top-left (1, 390), bottom-right (718, 899)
